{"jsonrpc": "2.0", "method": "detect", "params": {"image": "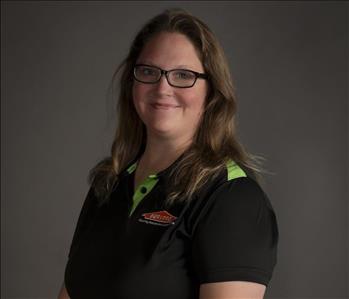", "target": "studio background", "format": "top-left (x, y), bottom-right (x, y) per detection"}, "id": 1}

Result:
top-left (1, 1), bottom-right (348, 299)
